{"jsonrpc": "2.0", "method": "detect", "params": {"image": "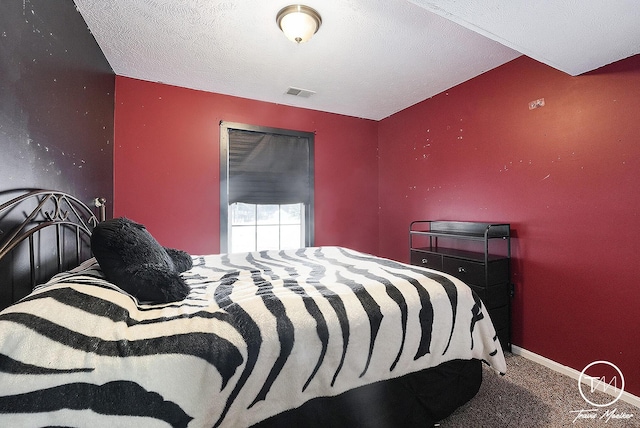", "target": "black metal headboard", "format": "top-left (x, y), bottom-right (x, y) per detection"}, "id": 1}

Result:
top-left (0, 189), bottom-right (106, 310)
